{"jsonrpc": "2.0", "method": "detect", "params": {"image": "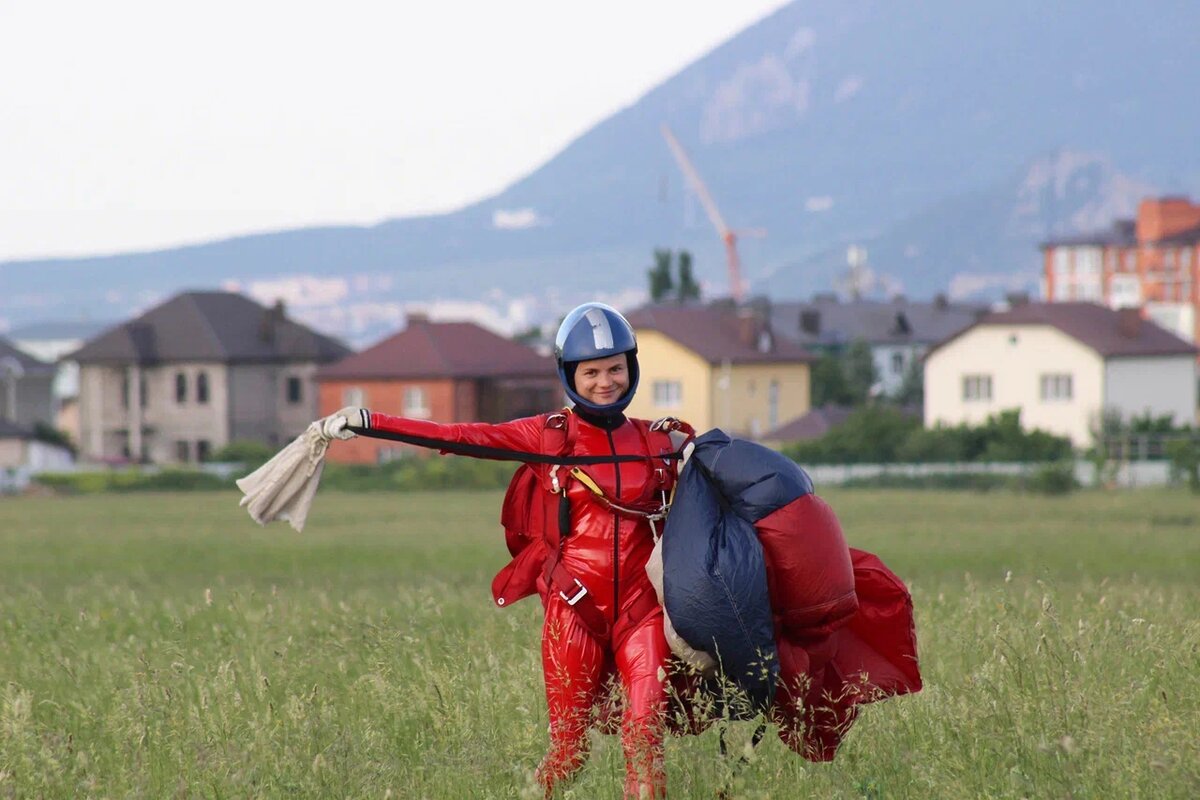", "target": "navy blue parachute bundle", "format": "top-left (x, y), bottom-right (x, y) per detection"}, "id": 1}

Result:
top-left (661, 429), bottom-right (816, 711)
